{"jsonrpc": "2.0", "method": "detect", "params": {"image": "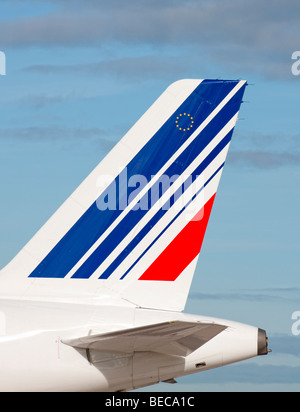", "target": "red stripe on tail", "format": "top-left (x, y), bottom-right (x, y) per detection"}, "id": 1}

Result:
top-left (139, 194), bottom-right (216, 282)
